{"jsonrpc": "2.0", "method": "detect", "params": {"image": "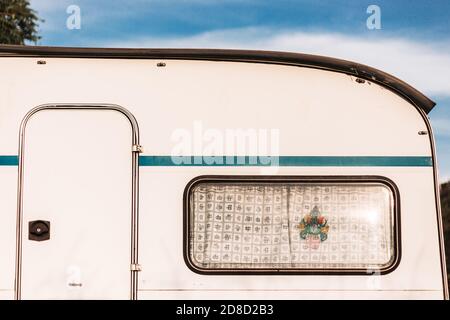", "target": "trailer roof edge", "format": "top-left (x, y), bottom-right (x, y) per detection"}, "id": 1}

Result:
top-left (0, 45), bottom-right (436, 113)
